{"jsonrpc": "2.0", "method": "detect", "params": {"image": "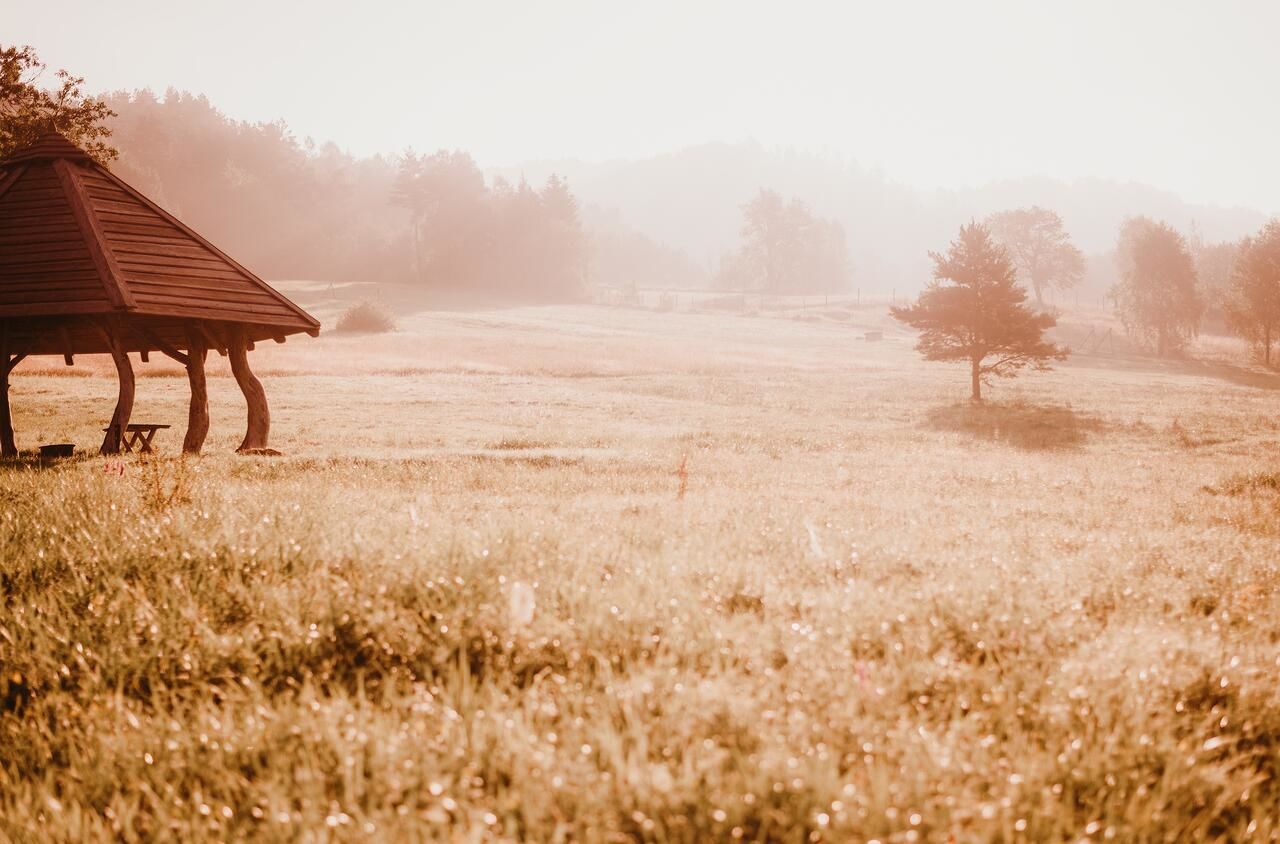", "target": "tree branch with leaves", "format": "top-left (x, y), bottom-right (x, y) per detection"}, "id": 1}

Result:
top-left (1, 44), bottom-right (117, 163)
top-left (986, 206), bottom-right (1084, 307)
